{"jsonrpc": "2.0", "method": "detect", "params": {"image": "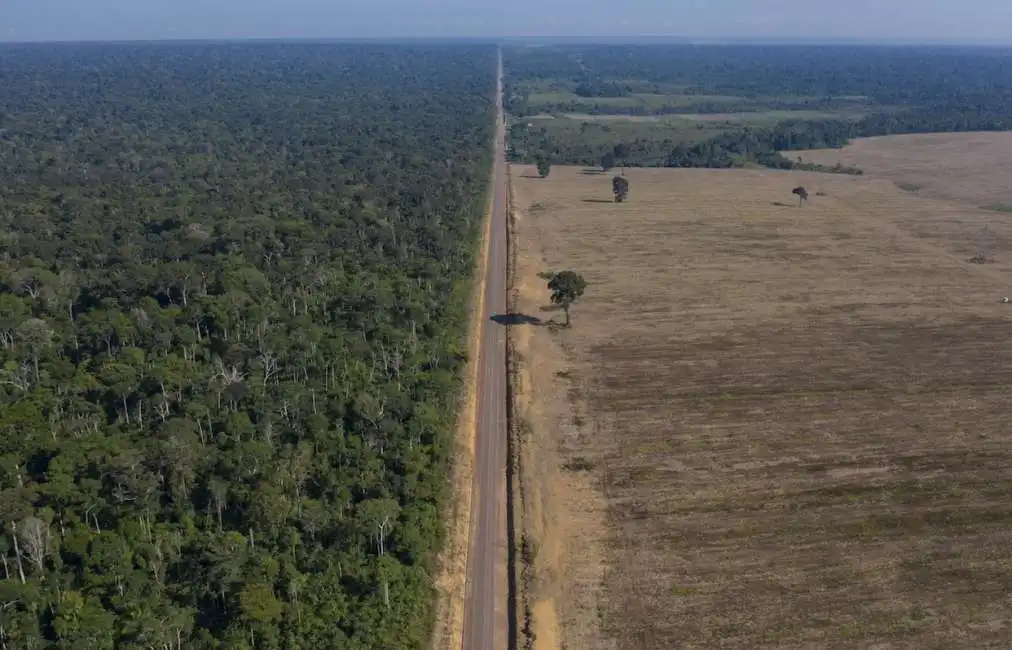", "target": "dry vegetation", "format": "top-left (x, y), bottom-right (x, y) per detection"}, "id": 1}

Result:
top-left (799, 132), bottom-right (1012, 208)
top-left (510, 164), bottom-right (1012, 649)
